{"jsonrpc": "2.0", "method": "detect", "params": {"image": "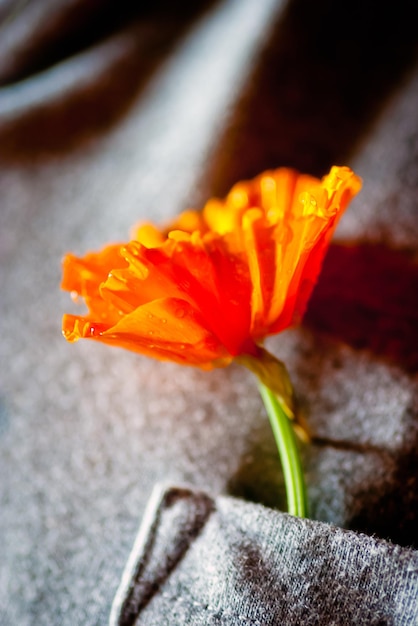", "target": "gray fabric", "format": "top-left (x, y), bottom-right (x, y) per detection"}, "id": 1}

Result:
top-left (1, 0), bottom-right (418, 624)
top-left (111, 485), bottom-right (418, 626)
